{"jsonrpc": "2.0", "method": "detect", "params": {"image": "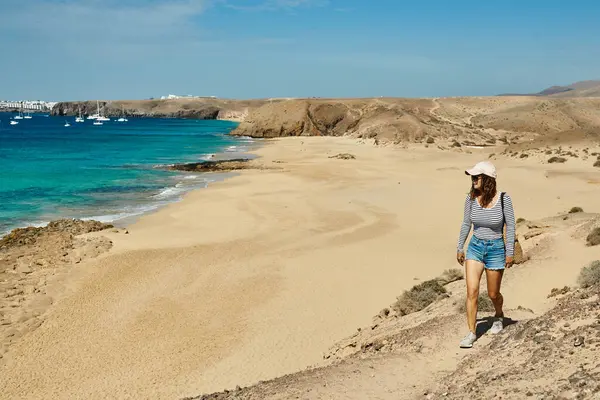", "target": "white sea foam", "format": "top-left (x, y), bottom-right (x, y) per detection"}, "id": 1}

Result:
top-left (225, 145), bottom-right (248, 153)
top-left (152, 186), bottom-right (187, 200)
top-left (82, 204), bottom-right (161, 224)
